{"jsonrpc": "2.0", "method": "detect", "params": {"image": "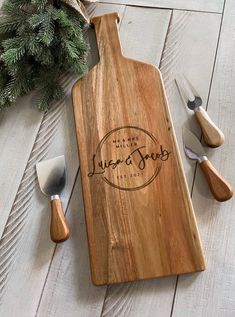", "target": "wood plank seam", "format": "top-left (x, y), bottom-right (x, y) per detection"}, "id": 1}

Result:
top-left (171, 0), bottom-right (235, 314)
top-left (159, 9), bottom-right (173, 69)
top-left (102, 283), bottom-right (137, 316)
top-left (160, 11), bottom-right (189, 87)
top-left (170, 275), bottom-right (179, 317)
top-left (34, 238), bottom-right (58, 317)
top-left (166, 8), bottom-right (222, 15)
top-left (99, 1), bottom-right (224, 14)
top-left (169, 5), bottom-right (225, 316)
top-left (204, 1), bottom-right (226, 114)
top-left (0, 75), bottom-right (74, 303)
top-left (100, 285), bottom-right (110, 317)
top-left (118, 5), bottom-right (127, 28)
